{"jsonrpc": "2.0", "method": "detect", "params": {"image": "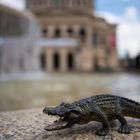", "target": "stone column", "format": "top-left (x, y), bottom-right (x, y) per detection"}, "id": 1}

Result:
top-left (48, 26), bottom-right (55, 38)
top-left (73, 25), bottom-right (80, 38)
top-left (46, 49), bottom-right (53, 72)
top-left (61, 25), bottom-right (67, 37)
top-left (60, 49), bottom-right (67, 72)
top-left (86, 26), bottom-right (92, 47)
